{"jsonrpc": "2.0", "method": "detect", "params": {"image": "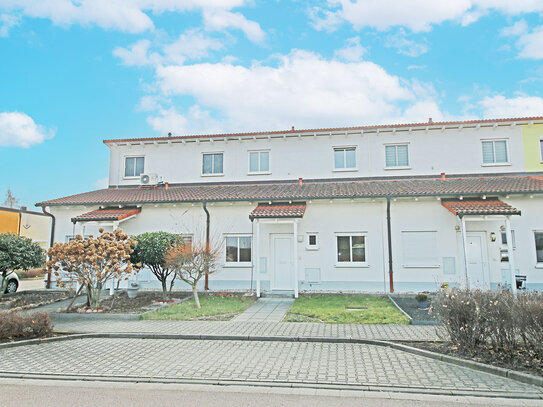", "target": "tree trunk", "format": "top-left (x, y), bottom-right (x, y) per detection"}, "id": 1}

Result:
top-left (161, 278), bottom-right (169, 301)
top-left (192, 284), bottom-right (201, 309)
top-left (168, 275), bottom-right (176, 300)
top-left (0, 270), bottom-right (8, 301)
